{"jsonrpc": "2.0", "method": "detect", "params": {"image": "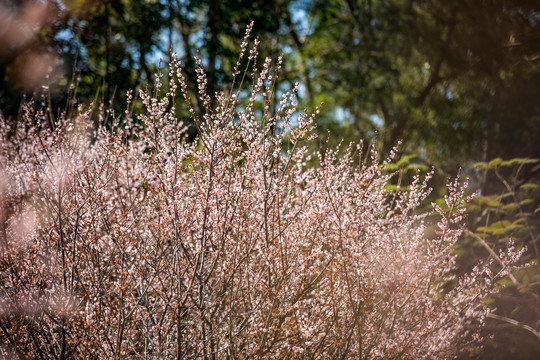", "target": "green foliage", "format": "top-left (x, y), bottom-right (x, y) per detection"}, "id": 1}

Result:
top-left (0, 0), bottom-right (302, 138)
top-left (305, 0), bottom-right (540, 171)
top-left (474, 158), bottom-right (539, 171)
top-left (463, 157), bottom-right (540, 358)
